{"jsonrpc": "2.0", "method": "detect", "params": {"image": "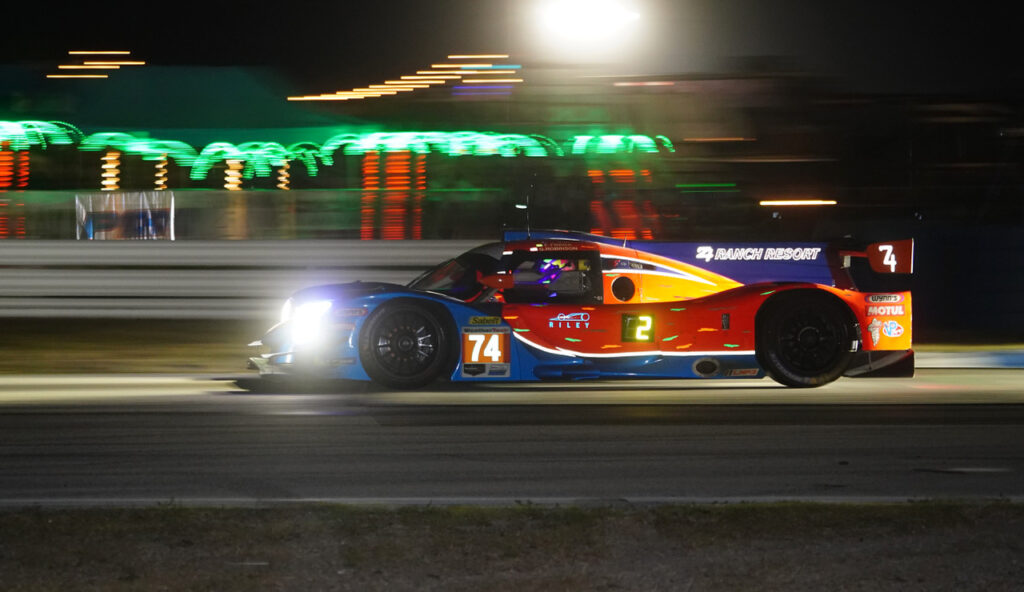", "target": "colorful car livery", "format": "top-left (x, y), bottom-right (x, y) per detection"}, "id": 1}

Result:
top-left (248, 230), bottom-right (914, 388)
